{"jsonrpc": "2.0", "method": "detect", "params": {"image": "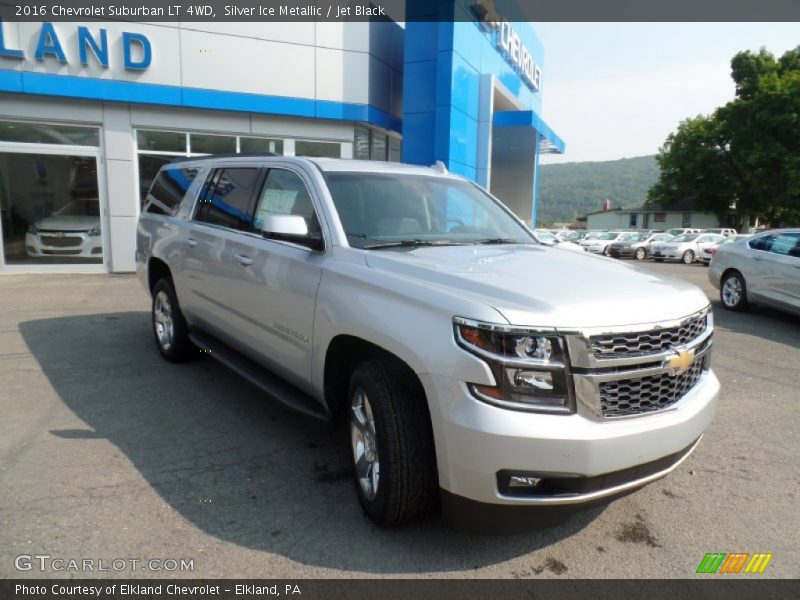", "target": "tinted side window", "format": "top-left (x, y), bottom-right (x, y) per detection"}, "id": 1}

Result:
top-left (195, 168), bottom-right (260, 231)
top-left (749, 235), bottom-right (775, 252)
top-left (769, 233), bottom-right (800, 257)
top-left (252, 169), bottom-right (320, 233)
top-left (145, 167), bottom-right (199, 216)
